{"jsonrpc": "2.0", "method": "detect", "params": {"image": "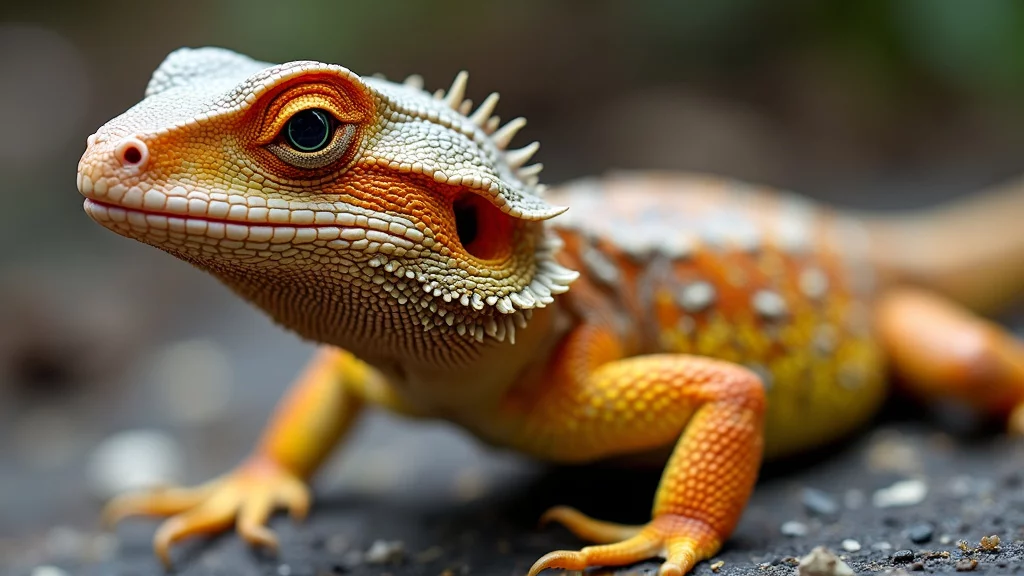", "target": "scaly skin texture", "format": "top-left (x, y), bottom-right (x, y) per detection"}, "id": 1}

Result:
top-left (78, 48), bottom-right (1024, 575)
